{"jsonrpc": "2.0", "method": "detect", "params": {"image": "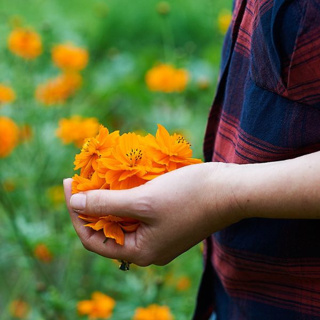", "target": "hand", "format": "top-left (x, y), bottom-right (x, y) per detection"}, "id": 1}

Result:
top-left (63, 162), bottom-right (242, 266)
